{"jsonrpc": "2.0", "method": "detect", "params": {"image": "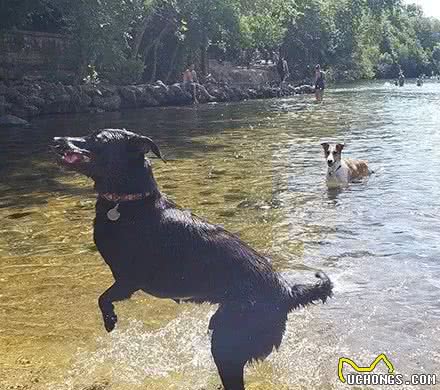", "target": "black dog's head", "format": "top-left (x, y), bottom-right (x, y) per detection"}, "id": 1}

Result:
top-left (52, 129), bottom-right (165, 194)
